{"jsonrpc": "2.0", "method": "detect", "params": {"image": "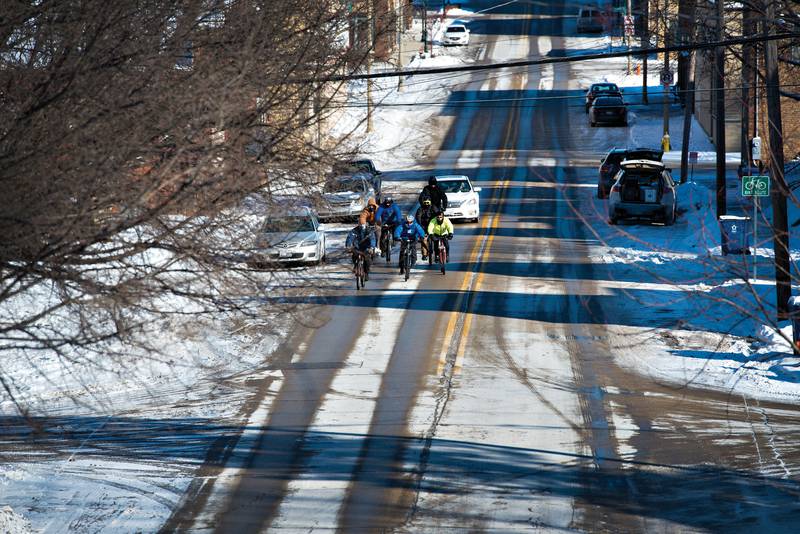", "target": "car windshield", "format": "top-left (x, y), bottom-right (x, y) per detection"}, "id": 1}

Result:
top-left (592, 84), bottom-right (618, 93)
top-left (595, 97), bottom-right (623, 106)
top-left (438, 179), bottom-right (471, 193)
top-left (447, 26), bottom-right (466, 33)
top-left (605, 153), bottom-right (625, 164)
top-left (262, 217), bottom-right (315, 233)
top-left (325, 178), bottom-right (362, 193)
